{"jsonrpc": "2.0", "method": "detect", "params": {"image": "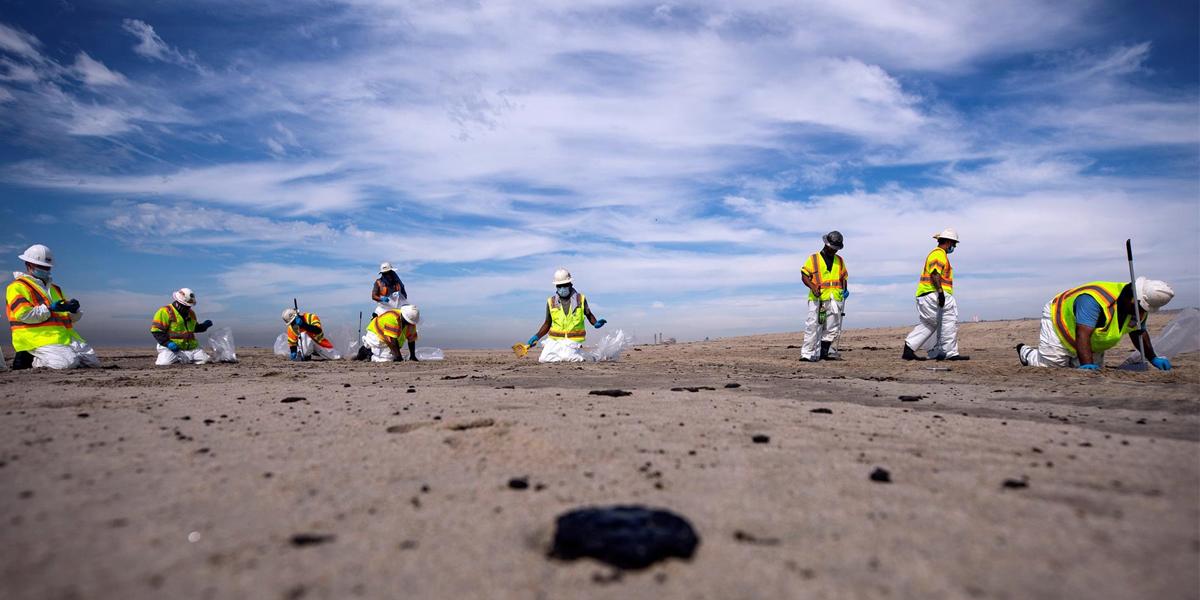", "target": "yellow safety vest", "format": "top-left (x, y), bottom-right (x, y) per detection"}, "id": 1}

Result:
top-left (916, 247), bottom-right (954, 297)
top-left (548, 293), bottom-right (587, 343)
top-left (286, 312), bottom-right (332, 348)
top-left (6, 276), bottom-right (73, 351)
top-left (801, 252), bottom-right (847, 302)
top-left (1050, 281), bottom-right (1140, 356)
top-left (369, 309), bottom-right (417, 343)
top-left (150, 304), bottom-right (200, 350)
